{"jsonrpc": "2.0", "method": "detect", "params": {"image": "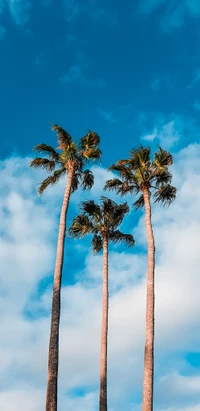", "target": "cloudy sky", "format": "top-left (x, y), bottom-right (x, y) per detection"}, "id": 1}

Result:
top-left (0, 1), bottom-right (200, 410)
